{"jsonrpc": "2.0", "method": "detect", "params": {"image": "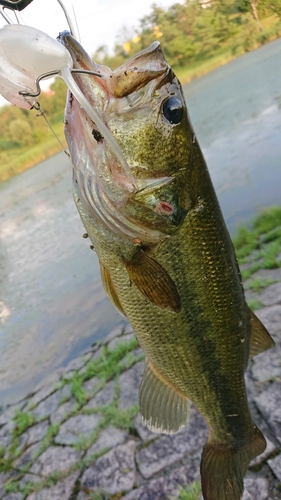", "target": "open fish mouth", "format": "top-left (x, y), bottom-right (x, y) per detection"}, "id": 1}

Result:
top-left (59, 32), bottom-right (190, 242)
